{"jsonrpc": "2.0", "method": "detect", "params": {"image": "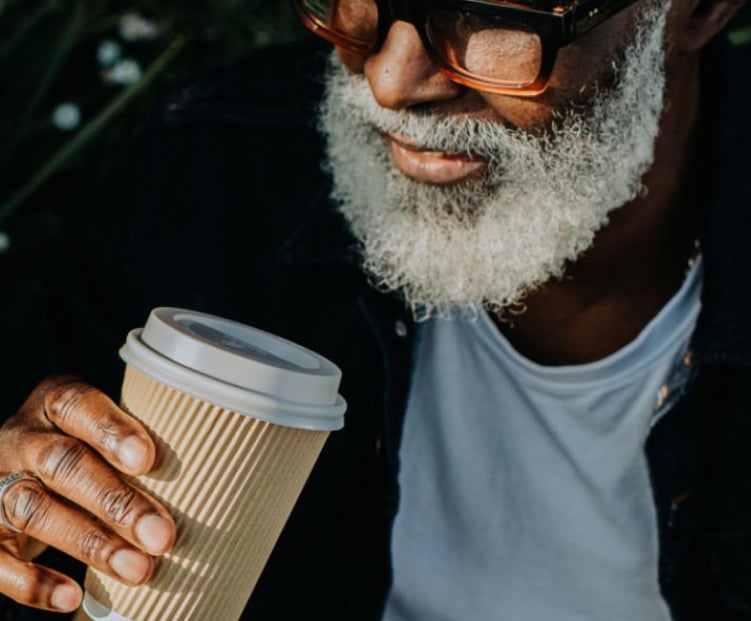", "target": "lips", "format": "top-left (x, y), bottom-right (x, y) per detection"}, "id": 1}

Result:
top-left (388, 134), bottom-right (487, 185)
